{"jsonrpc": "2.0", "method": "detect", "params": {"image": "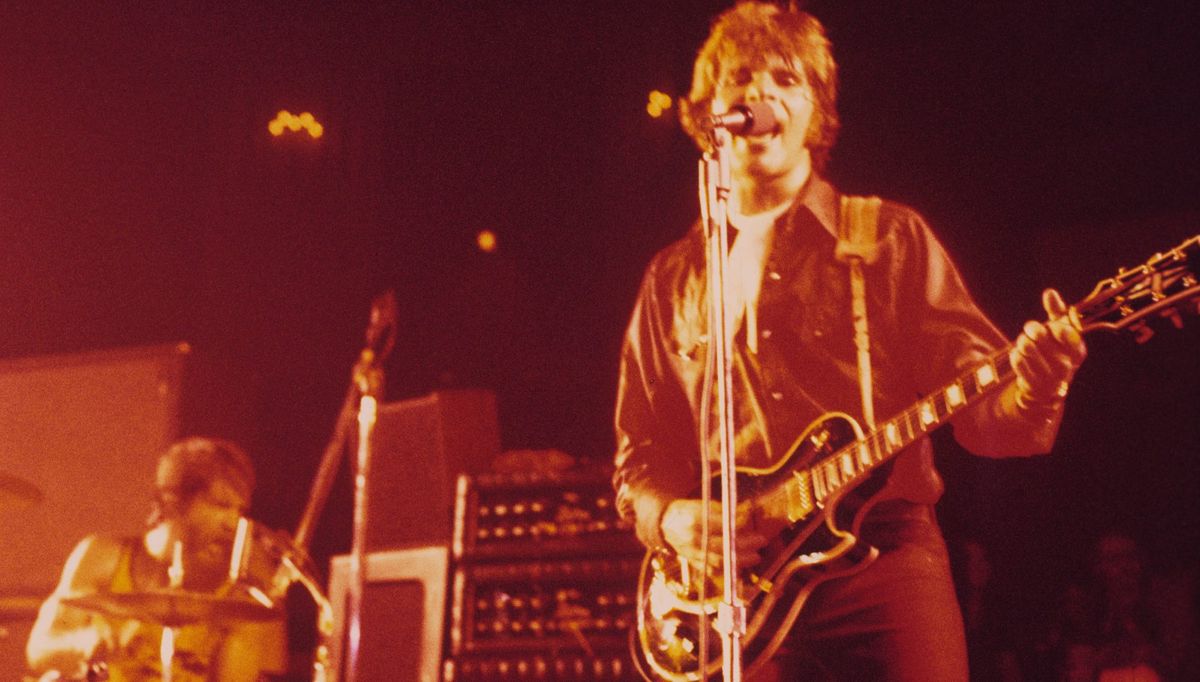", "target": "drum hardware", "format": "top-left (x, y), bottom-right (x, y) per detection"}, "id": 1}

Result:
top-left (60, 589), bottom-right (280, 628)
top-left (33, 660), bottom-right (109, 681)
top-left (57, 521), bottom-right (326, 681)
top-left (230, 517), bottom-right (335, 680)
